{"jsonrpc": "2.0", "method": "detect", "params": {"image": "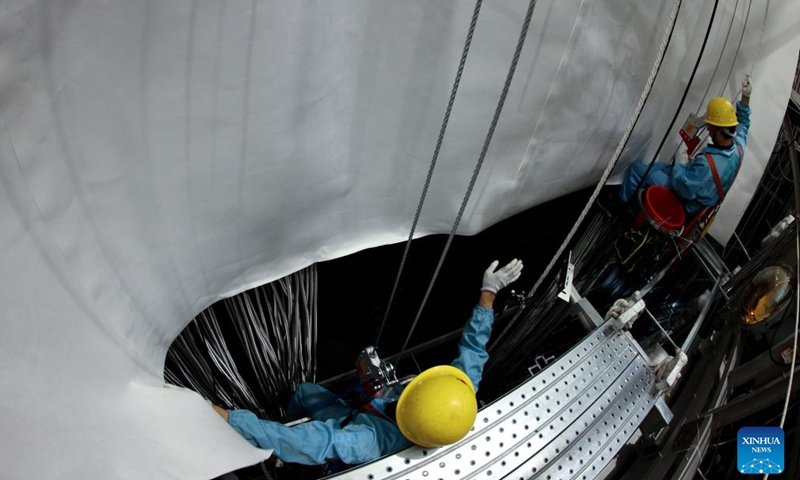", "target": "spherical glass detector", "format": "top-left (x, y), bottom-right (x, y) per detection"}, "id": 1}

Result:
top-left (742, 265), bottom-right (794, 326)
